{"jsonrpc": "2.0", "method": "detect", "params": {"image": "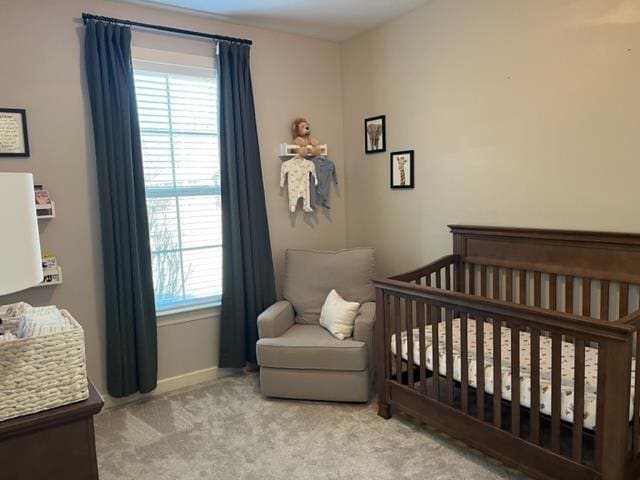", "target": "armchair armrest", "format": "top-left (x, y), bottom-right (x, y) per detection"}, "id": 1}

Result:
top-left (353, 302), bottom-right (375, 343)
top-left (353, 302), bottom-right (376, 377)
top-left (257, 300), bottom-right (295, 339)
